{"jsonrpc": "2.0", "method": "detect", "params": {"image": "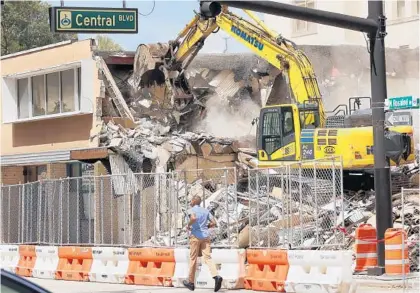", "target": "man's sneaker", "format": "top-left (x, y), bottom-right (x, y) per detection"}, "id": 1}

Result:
top-left (214, 275), bottom-right (223, 292)
top-left (183, 280), bottom-right (195, 291)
